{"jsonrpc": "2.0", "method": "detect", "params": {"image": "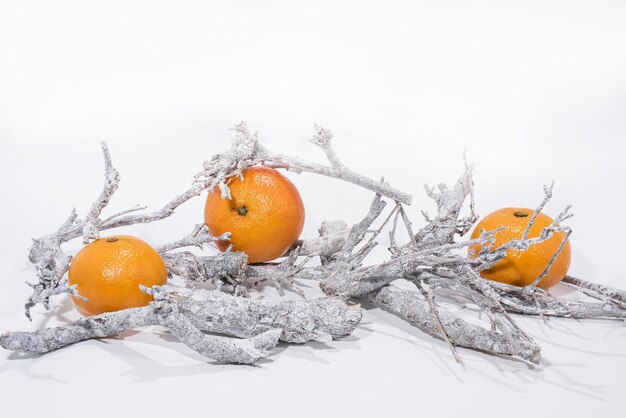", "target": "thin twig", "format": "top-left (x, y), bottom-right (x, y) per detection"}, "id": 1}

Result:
top-left (415, 281), bottom-right (464, 364)
top-left (526, 229), bottom-right (572, 289)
